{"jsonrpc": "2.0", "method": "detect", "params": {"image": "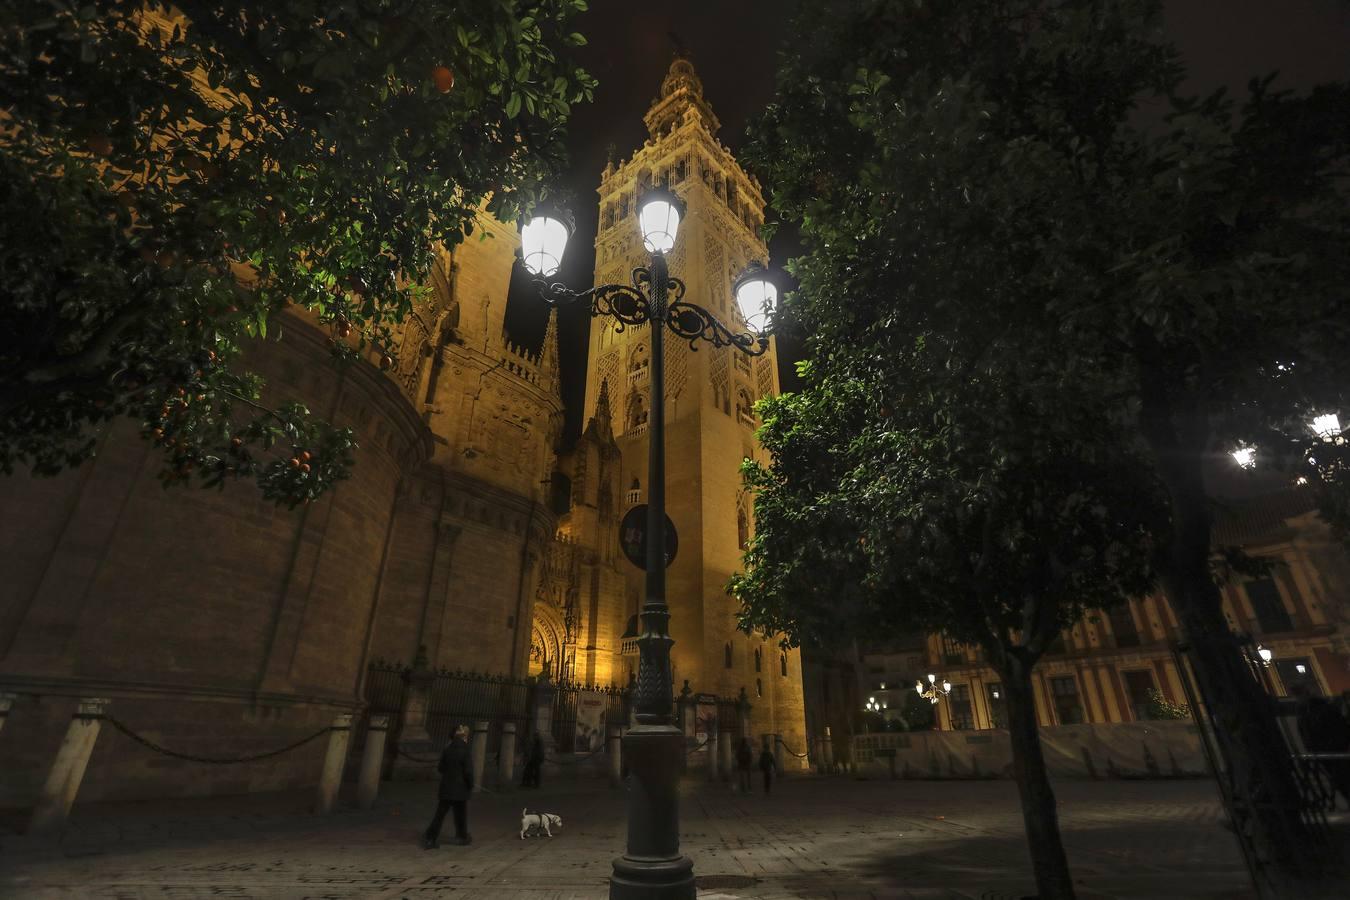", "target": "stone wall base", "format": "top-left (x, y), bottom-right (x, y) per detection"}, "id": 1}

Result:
top-left (852, 721), bottom-right (1208, 780)
top-left (0, 686), bottom-right (355, 809)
